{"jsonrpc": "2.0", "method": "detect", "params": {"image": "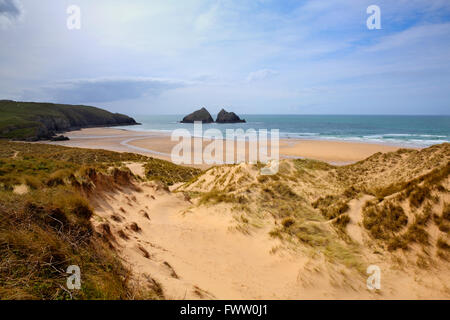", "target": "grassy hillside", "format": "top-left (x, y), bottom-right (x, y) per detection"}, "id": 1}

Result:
top-left (0, 100), bottom-right (138, 141)
top-left (0, 141), bottom-right (201, 299)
